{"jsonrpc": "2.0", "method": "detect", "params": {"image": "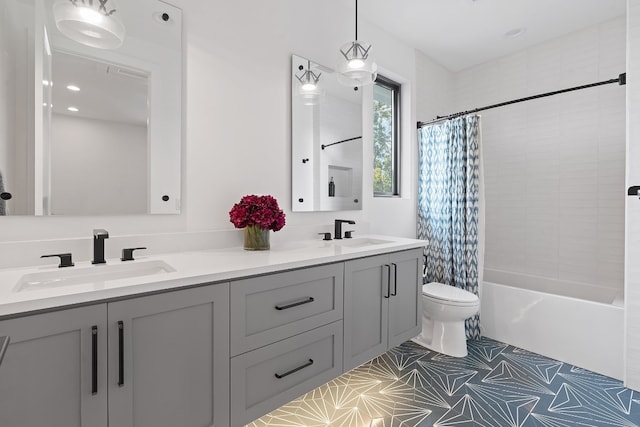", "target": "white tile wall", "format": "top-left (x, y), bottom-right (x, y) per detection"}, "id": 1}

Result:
top-left (457, 17), bottom-right (627, 292)
top-left (625, 0), bottom-right (640, 392)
